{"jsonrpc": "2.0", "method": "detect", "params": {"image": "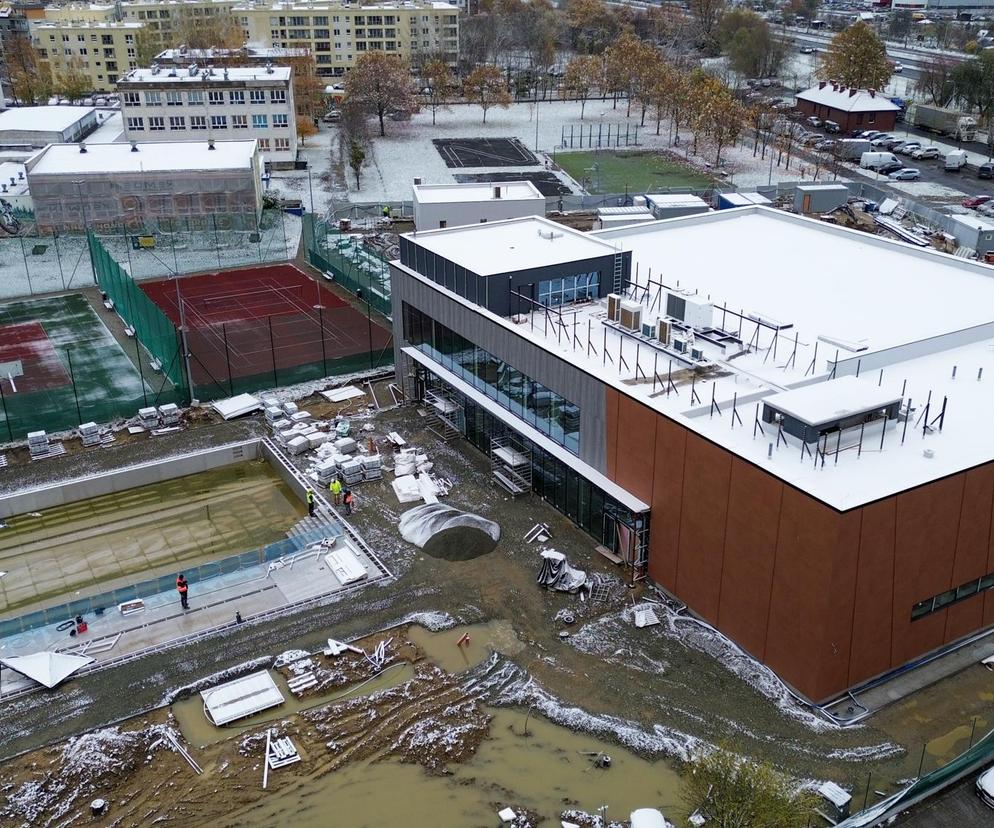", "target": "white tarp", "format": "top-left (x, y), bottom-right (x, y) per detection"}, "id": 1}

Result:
top-left (320, 385), bottom-right (366, 403)
top-left (0, 651), bottom-right (94, 689)
top-left (324, 547), bottom-right (367, 585)
top-left (201, 669), bottom-right (284, 726)
top-left (630, 809), bottom-right (671, 828)
top-left (211, 393), bottom-right (262, 420)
